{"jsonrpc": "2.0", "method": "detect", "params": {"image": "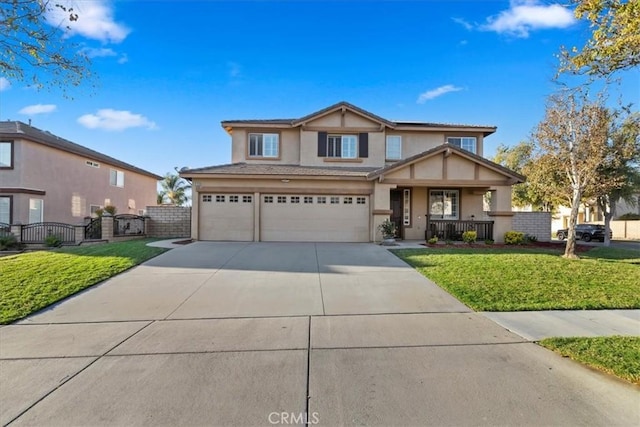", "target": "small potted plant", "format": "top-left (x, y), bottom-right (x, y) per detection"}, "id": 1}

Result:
top-left (378, 219), bottom-right (397, 245)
